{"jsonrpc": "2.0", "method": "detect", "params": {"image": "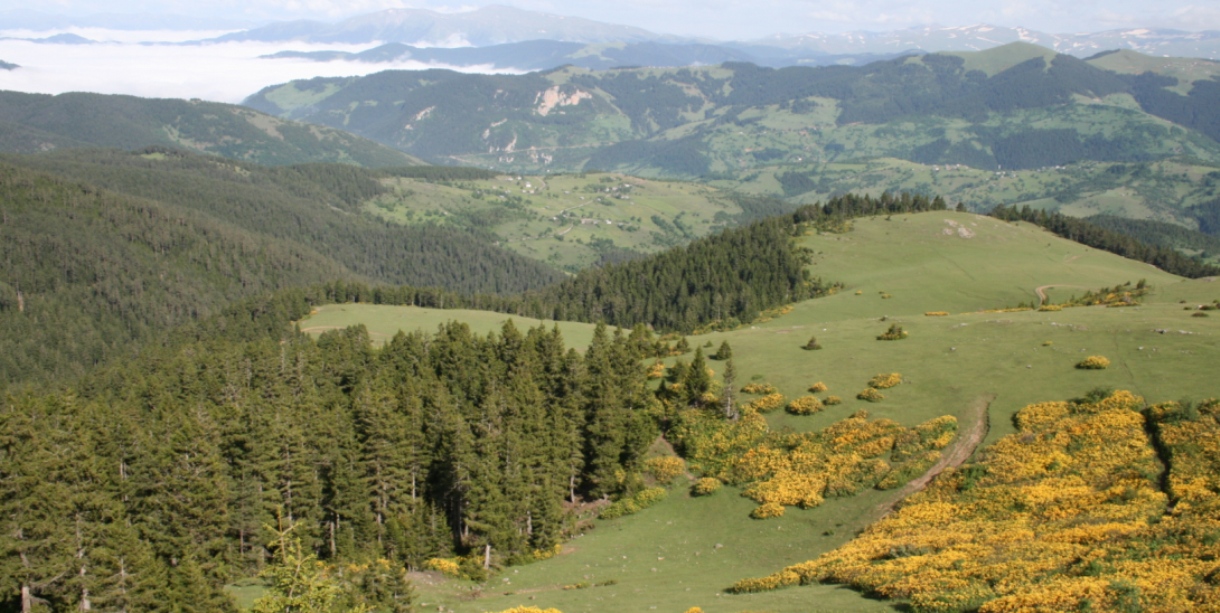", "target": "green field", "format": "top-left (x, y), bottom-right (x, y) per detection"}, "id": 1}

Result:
top-left (300, 304), bottom-right (602, 350)
top-left (365, 173), bottom-right (742, 272)
top-left (295, 211), bottom-right (1220, 612)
